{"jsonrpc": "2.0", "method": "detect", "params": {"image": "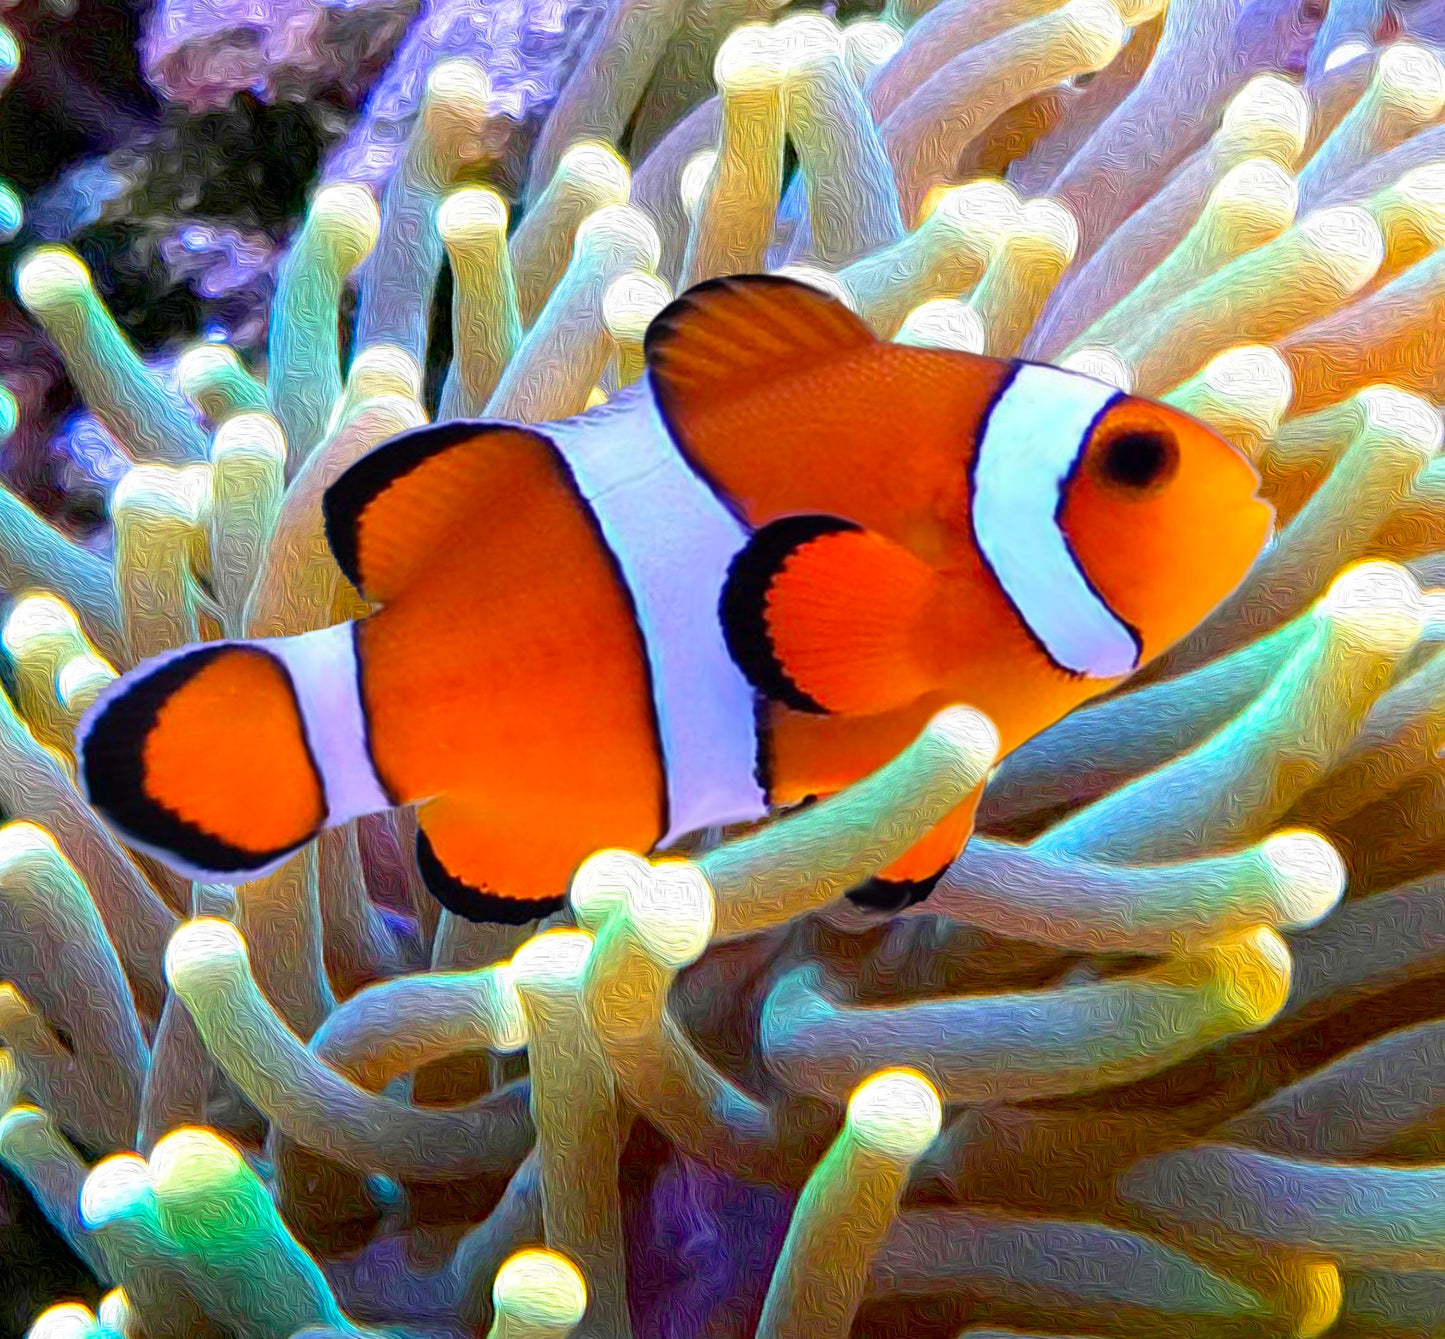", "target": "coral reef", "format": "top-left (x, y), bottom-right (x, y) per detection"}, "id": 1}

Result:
top-left (2, 1), bottom-right (1445, 1338)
